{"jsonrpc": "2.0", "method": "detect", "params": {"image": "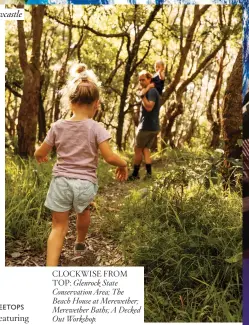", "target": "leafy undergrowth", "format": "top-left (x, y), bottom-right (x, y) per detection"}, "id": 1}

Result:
top-left (116, 182), bottom-right (241, 322)
top-left (5, 148), bottom-right (242, 321)
top-left (5, 155), bottom-right (52, 251)
top-left (96, 147), bottom-right (242, 322)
